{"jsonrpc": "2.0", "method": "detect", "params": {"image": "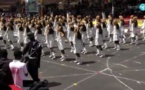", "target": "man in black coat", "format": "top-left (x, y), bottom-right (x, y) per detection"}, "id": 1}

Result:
top-left (22, 32), bottom-right (42, 82)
